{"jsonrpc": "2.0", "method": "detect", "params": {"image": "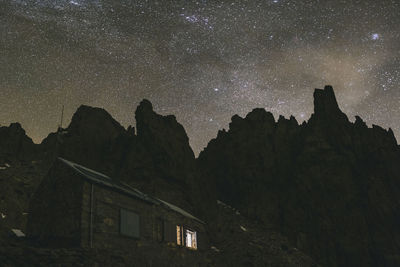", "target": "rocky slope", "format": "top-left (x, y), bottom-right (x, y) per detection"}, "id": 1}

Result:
top-left (198, 86), bottom-right (400, 266)
top-left (0, 200), bottom-right (318, 267)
